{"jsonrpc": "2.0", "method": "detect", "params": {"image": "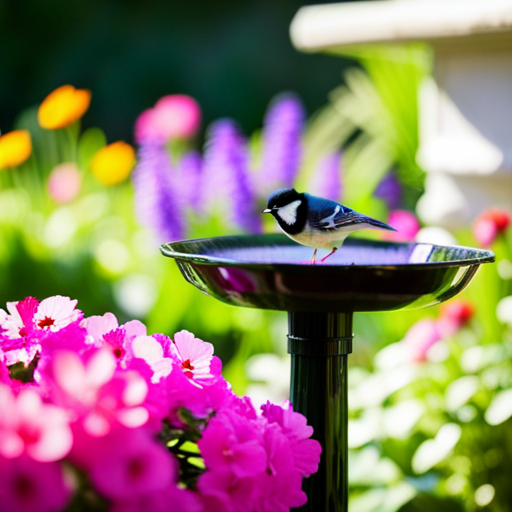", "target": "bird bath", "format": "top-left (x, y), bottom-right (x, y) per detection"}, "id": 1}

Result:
top-left (160, 234), bottom-right (494, 512)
